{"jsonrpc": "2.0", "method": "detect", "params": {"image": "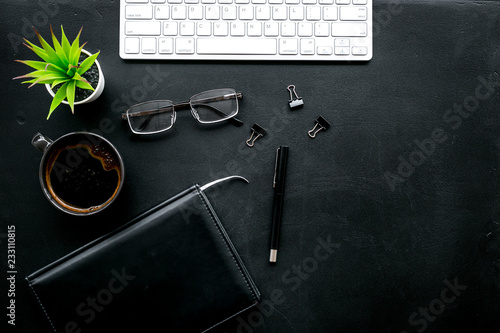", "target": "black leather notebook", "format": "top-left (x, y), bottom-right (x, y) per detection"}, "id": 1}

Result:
top-left (26, 184), bottom-right (260, 333)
